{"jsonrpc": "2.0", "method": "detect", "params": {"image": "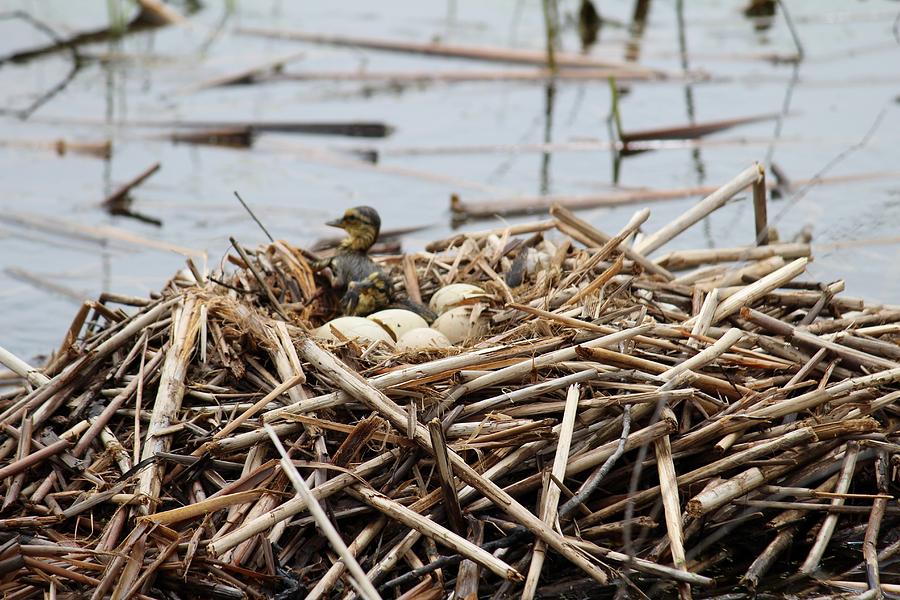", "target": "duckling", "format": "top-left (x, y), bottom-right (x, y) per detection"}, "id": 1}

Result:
top-left (315, 206), bottom-right (437, 321)
top-left (340, 270), bottom-right (393, 316)
top-left (314, 206), bottom-right (384, 291)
